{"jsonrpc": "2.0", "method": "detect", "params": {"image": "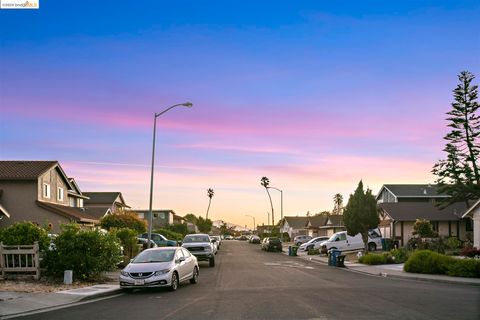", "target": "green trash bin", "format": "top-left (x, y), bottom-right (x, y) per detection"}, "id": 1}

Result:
top-left (291, 246), bottom-right (298, 256)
